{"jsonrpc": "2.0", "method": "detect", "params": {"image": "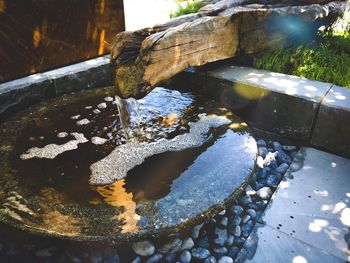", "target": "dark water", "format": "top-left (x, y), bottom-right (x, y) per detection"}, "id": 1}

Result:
top-left (0, 0), bottom-right (124, 83)
top-left (0, 86), bottom-right (256, 240)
